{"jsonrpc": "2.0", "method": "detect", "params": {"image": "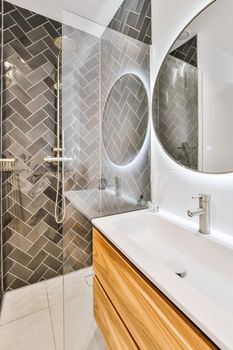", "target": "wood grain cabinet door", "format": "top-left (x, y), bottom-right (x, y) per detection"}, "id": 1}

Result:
top-left (93, 229), bottom-right (218, 350)
top-left (94, 276), bottom-right (139, 350)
